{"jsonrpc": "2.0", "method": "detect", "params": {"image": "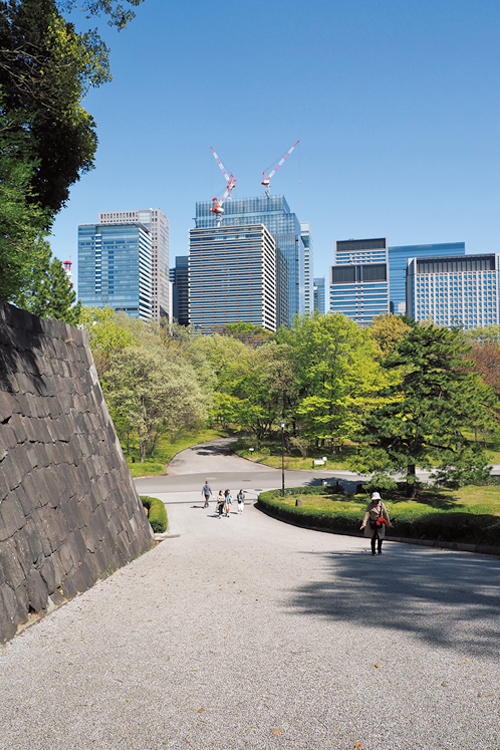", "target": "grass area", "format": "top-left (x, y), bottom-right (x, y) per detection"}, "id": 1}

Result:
top-left (232, 436), bottom-right (356, 471)
top-left (126, 428), bottom-right (228, 477)
top-left (257, 484), bottom-right (500, 547)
